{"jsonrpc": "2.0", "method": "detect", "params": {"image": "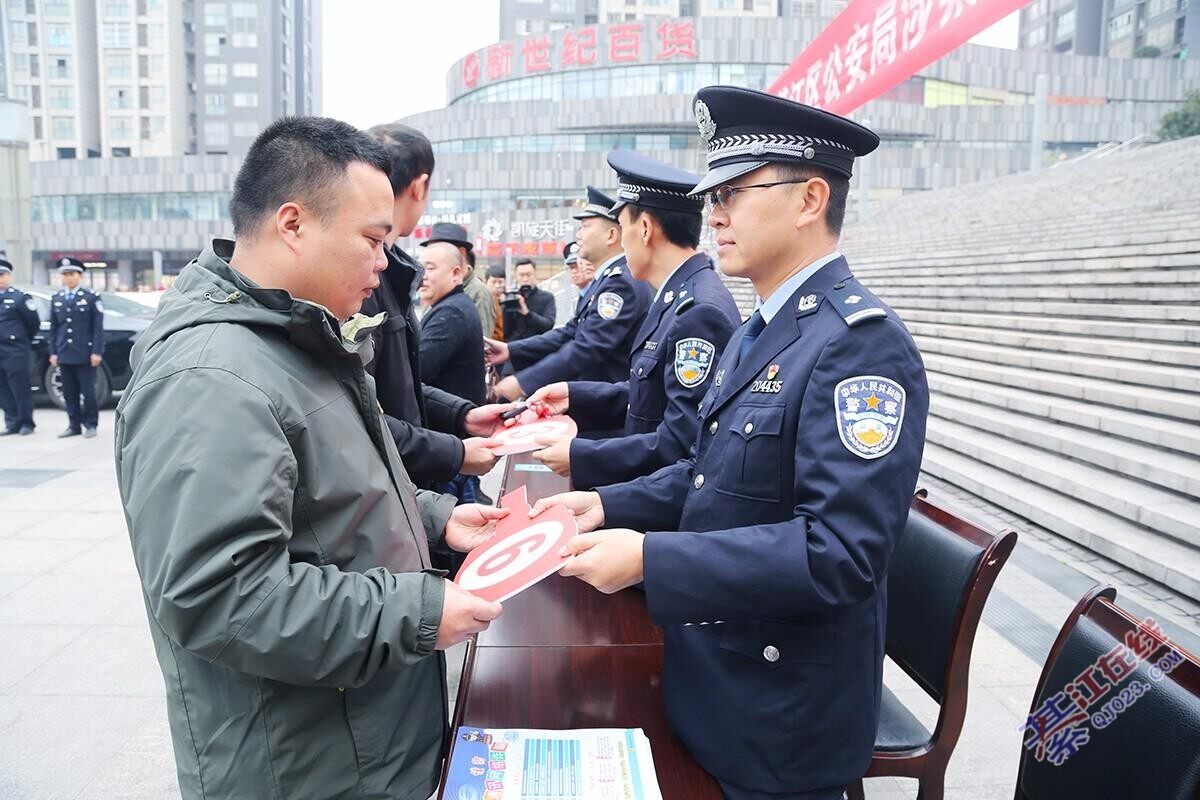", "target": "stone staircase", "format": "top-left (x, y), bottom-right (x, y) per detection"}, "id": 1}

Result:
top-left (828, 135), bottom-right (1200, 601)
